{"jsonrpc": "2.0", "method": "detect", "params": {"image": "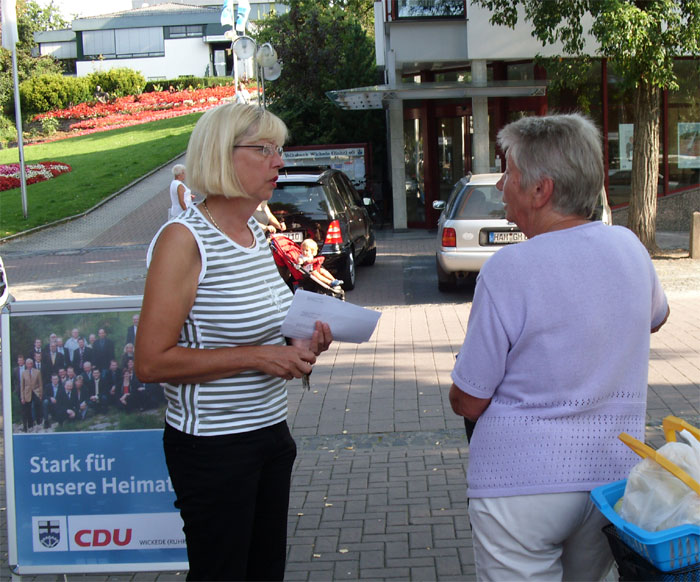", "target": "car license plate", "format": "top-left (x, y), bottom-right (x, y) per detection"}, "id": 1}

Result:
top-left (281, 231), bottom-right (304, 243)
top-left (488, 231), bottom-right (526, 244)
